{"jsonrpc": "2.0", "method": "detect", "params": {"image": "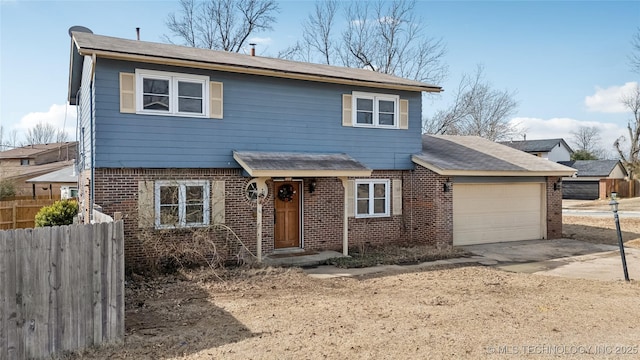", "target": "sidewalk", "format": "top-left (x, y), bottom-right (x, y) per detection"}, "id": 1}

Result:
top-left (304, 239), bottom-right (638, 282)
